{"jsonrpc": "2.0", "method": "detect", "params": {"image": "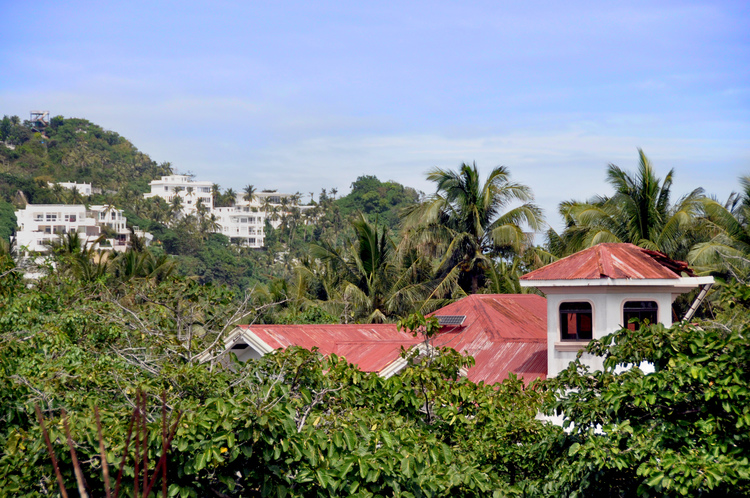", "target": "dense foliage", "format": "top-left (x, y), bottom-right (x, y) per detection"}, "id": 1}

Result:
top-left (0, 114), bottom-right (172, 197)
top-left (2, 114), bottom-right (750, 495)
top-left (2, 228), bottom-right (749, 496)
top-left (0, 249), bottom-right (563, 496)
top-left (336, 175), bottom-right (421, 230)
top-left (544, 319), bottom-right (750, 497)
